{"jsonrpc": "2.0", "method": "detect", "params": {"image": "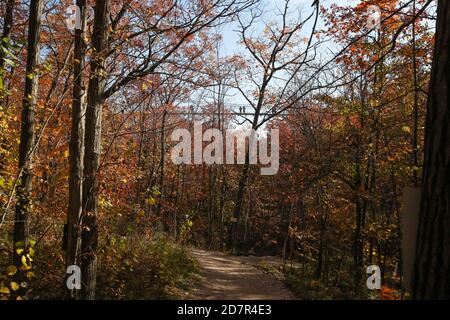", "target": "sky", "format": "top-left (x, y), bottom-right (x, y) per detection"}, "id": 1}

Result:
top-left (217, 0), bottom-right (359, 57)
top-left (208, 0), bottom-right (359, 110)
